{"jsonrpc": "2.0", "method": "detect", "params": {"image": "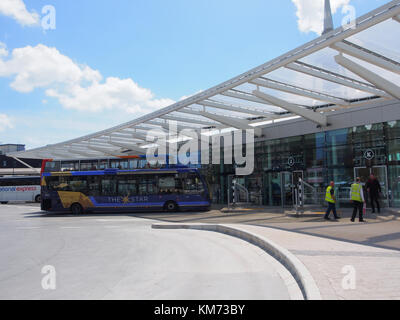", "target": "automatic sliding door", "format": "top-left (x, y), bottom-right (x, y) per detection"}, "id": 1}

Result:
top-left (371, 166), bottom-right (389, 207)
